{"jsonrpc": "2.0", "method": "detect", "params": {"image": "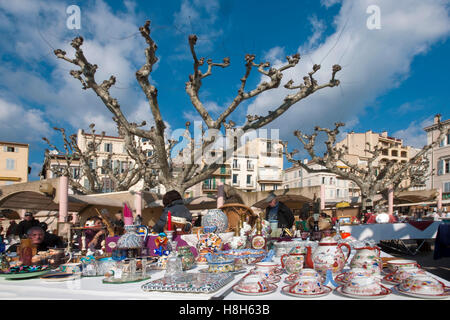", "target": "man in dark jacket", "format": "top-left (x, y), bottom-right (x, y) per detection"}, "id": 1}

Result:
top-left (264, 194), bottom-right (295, 229)
top-left (15, 212), bottom-right (40, 239)
top-left (152, 190), bottom-right (192, 233)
